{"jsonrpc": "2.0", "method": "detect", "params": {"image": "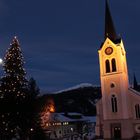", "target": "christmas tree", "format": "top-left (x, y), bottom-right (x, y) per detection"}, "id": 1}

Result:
top-left (0, 37), bottom-right (29, 139)
top-left (2, 37), bottom-right (27, 98)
